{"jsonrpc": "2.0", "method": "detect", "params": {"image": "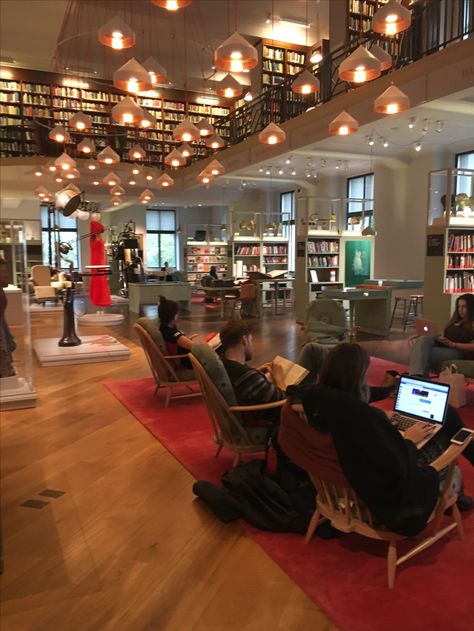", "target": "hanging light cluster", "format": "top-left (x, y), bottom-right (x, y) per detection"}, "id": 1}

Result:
top-left (152, 0), bottom-right (193, 10)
